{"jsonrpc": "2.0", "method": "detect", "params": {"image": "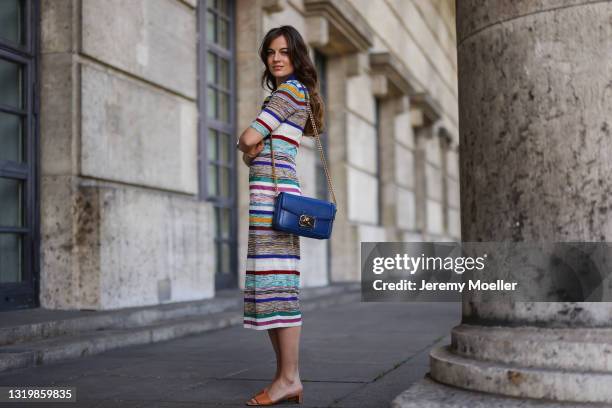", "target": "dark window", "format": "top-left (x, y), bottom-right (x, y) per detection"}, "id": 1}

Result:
top-left (375, 98), bottom-right (382, 226)
top-left (314, 51), bottom-right (329, 201)
top-left (0, 0), bottom-right (39, 310)
top-left (198, 0), bottom-right (237, 289)
top-left (314, 51), bottom-right (333, 282)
